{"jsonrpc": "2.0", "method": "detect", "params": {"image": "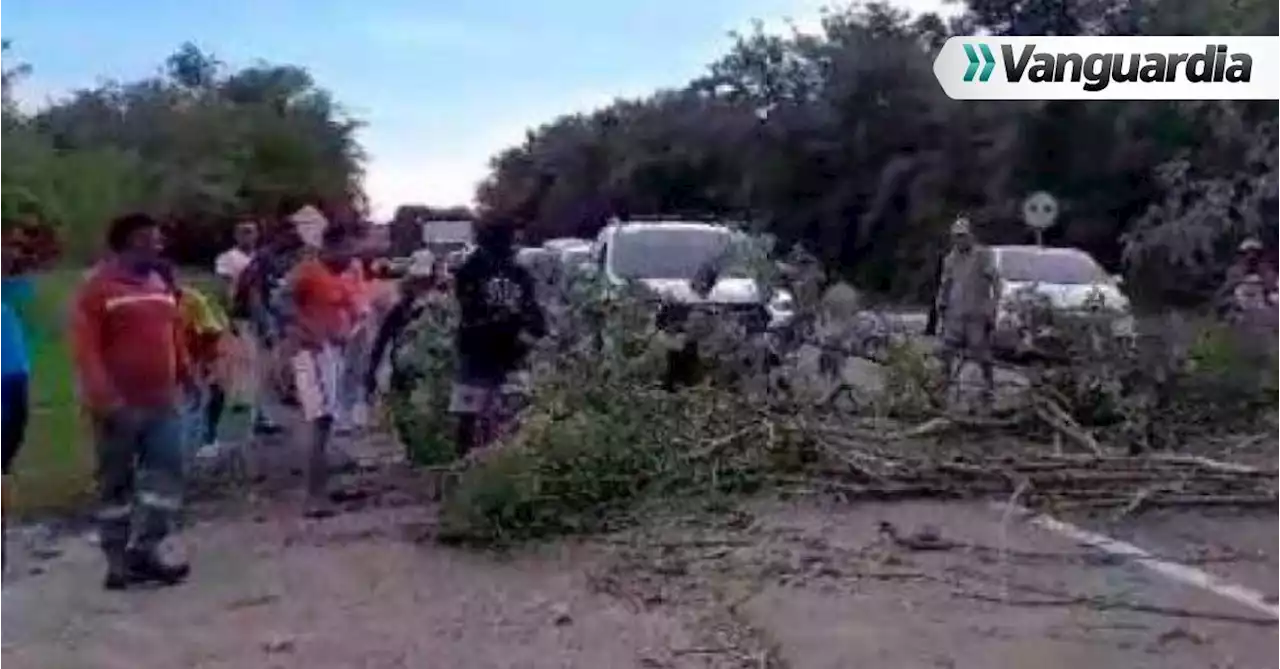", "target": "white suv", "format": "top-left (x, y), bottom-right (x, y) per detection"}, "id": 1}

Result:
top-left (595, 219), bottom-right (791, 330)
